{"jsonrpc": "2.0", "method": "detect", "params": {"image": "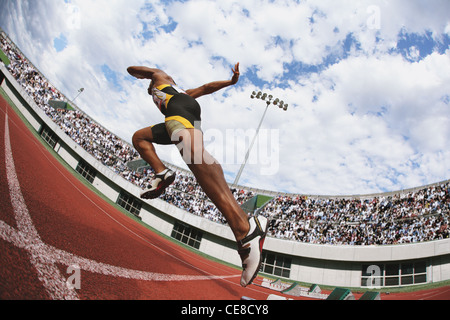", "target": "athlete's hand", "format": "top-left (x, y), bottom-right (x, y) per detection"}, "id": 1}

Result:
top-left (231, 62), bottom-right (240, 85)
